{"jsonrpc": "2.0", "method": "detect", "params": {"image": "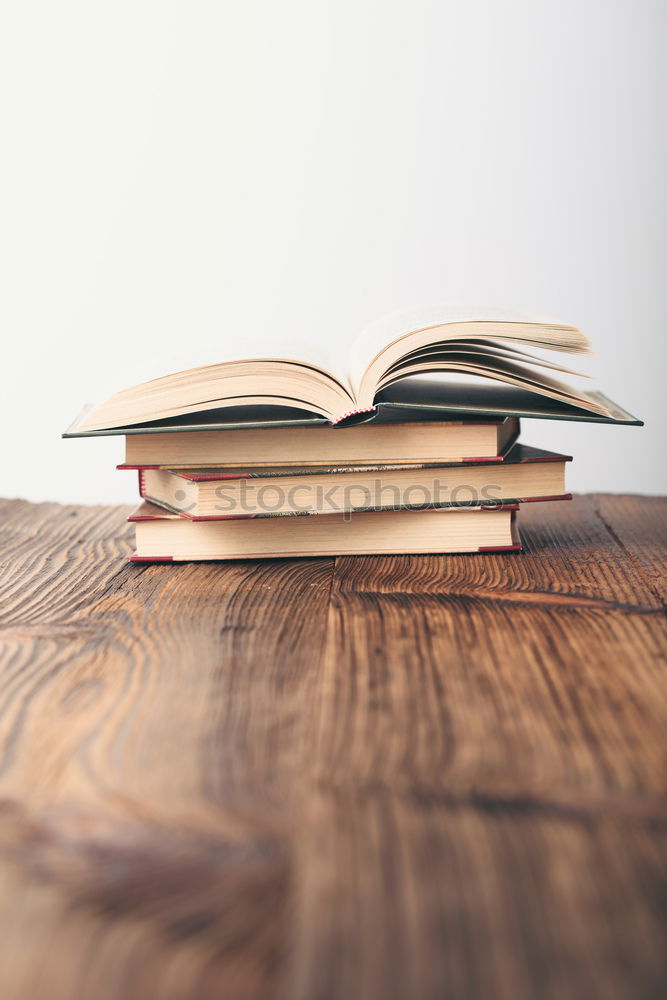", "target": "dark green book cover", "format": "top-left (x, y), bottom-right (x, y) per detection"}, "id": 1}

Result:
top-left (63, 378), bottom-right (642, 438)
